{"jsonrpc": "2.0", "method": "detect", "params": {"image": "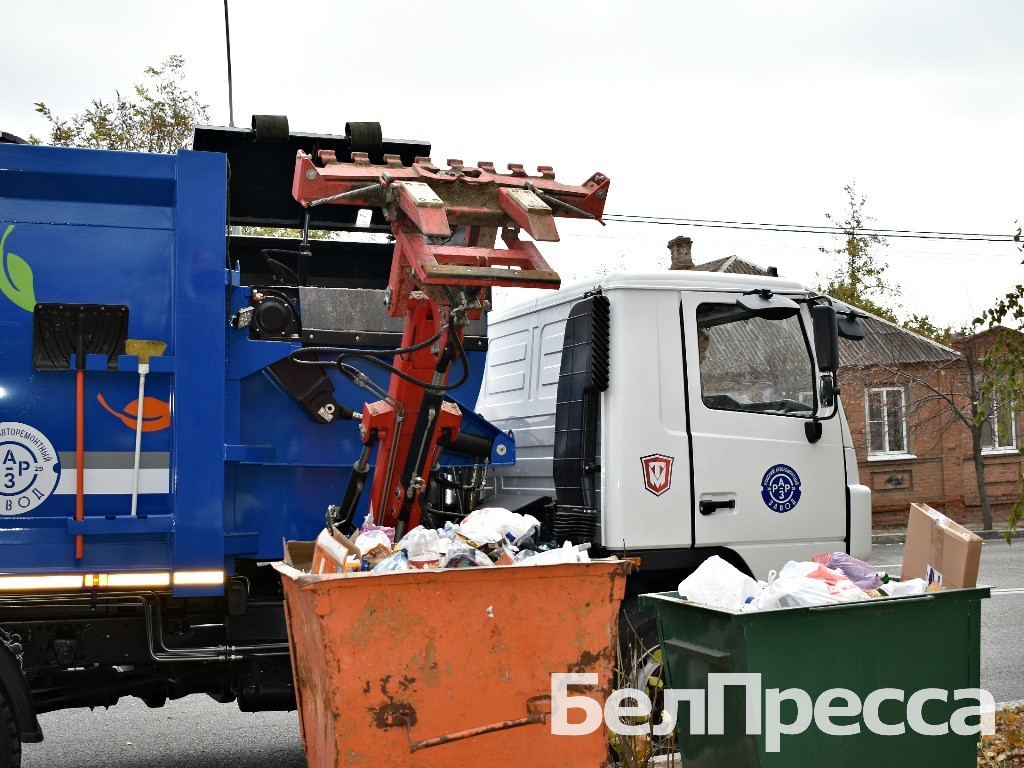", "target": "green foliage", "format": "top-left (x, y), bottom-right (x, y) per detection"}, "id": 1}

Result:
top-left (980, 341), bottom-right (1024, 539)
top-left (817, 183), bottom-right (901, 322)
top-left (975, 225), bottom-right (1024, 539)
top-left (976, 229), bottom-right (1024, 332)
top-left (30, 56), bottom-right (208, 153)
top-left (817, 183), bottom-right (954, 343)
top-left (903, 313), bottom-right (954, 345)
top-left (241, 227), bottom-right (304, 239)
